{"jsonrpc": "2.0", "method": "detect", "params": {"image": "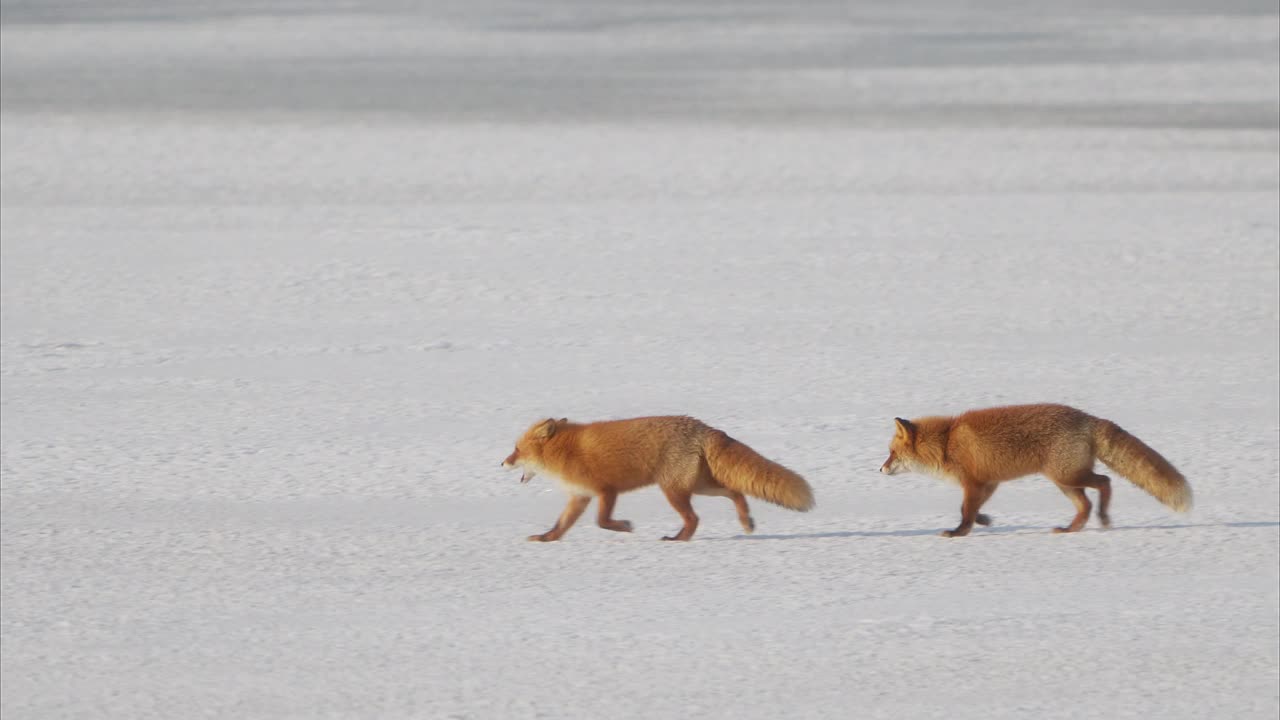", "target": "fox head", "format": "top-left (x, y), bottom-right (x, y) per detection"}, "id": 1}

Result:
top-left (879, 417), bottom-right (917, 475)
top-left (502, 417), bottom-right (568, 483)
